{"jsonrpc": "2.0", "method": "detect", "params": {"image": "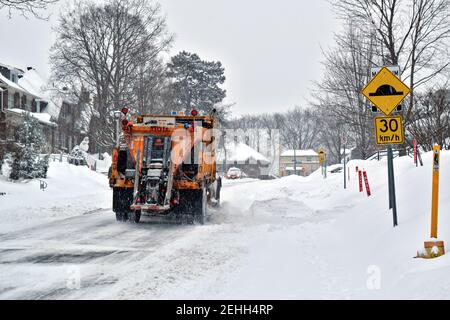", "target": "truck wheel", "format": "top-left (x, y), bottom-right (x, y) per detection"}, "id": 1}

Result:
top-left (116, 212), bottom-right (123, 221)
top-left (115, 211), bottom-right (129, 222)
top-left (129, 211), bottom-right (141, 223)
top-left (113, 188), bottom-right (133, 222)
